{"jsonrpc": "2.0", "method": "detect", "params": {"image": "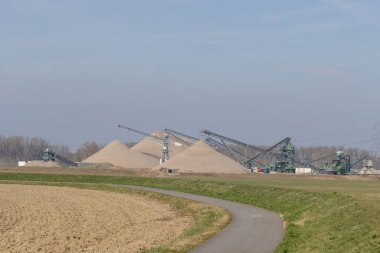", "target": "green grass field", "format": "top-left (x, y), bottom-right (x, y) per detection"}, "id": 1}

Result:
top-left (1, 172), bottom-right (380, 252)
